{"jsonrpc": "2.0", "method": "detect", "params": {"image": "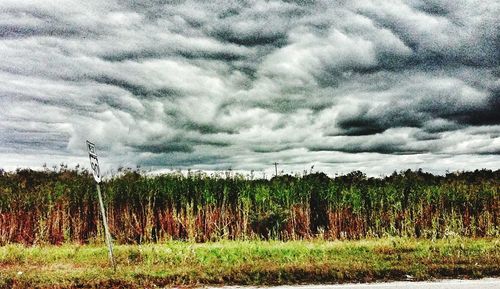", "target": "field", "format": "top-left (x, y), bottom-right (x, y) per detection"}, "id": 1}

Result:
top-left (0, 167), bottom-right (498, 287)
top-left (0, 167), bottom-right (498, 244)
top-left (1, 238), bottom-right (499, 288)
